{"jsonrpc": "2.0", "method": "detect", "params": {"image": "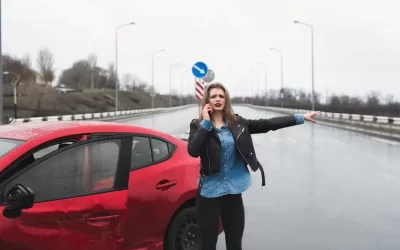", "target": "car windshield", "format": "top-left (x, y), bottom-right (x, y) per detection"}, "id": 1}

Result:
top-left (0, 138), bottom-right (25, 158)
